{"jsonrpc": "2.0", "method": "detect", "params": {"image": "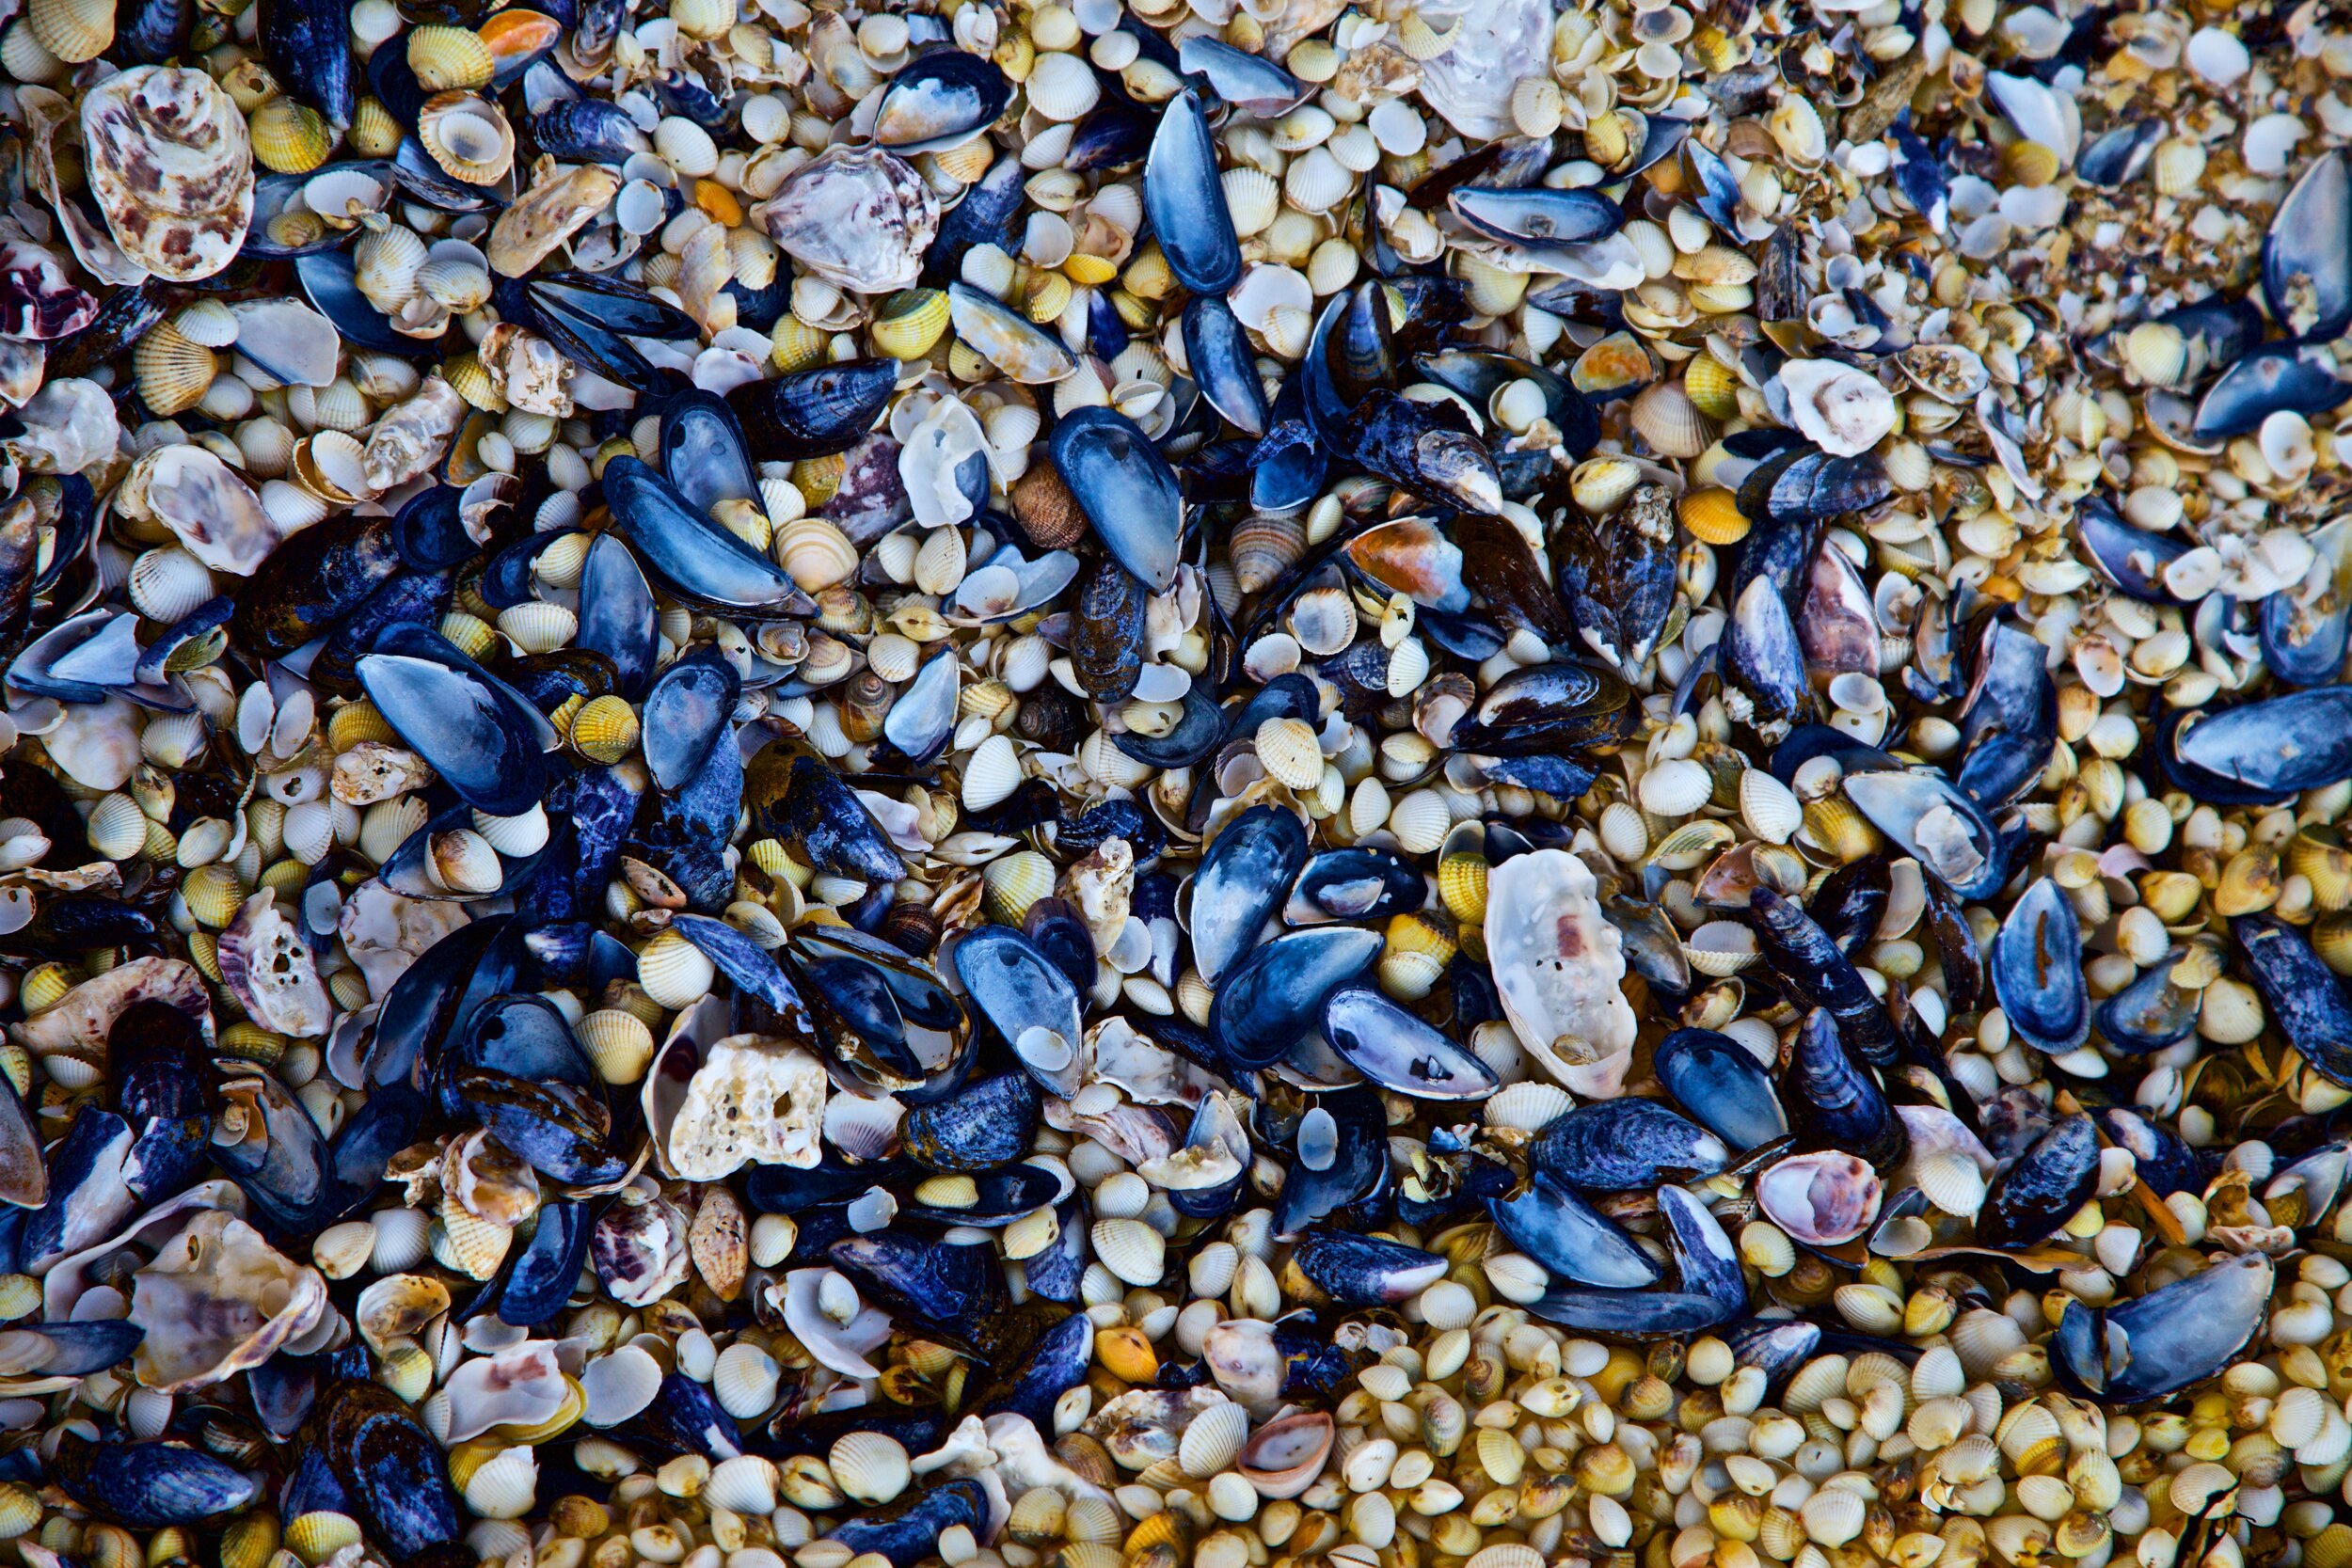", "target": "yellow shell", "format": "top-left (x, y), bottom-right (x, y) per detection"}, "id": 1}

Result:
top-left (570, 694), bottom-right (641, 764)
top-left (327, 699), bottom-right (397, 751)
top-left (216, 1513), bottom-right (278, 1568)
top-left (580, 1008), bottom-right (657, 1085)
top-left (1678, 486), bottom-right (1751, 546)
top-left (1025, 271), bottom-right (1073, 325)
top-left (982, 848), bottom-right (1056, 925)
top-left (1380, 909), bottom-right (1455, 1000)
top-left (794, 451), bottom-right (847, 506)
top-left (1629, 379), bottom-right (1713, 460)
top-left (775, 515), bottom-right (860, 592)
top-left (407, 24), bottom-right (496, 91)
top-left (249, 97), bottom-right (332, 174)
top-left (418, 91), bottom-right (515, 184)
top-left (133, 323), bottom-right (216, 418)
top-left (19, 962), bottom-right (77, 1015)
top-left (1063, 252), bottom-right (1118, 287)
top-left (771, 315), bottom-right (831, 372)
top-left (2291, 826), bottom-right (2352, 912)
top-left (438, 610), bottom-right (499, 660)
top-left (284, 1513), bottom-right (361, 1566)
top-left (183, 863), bottom-right (247, 927)
top-left (2315, 913), bottom-right (2352, 977)
top-left (1122, 242), bottom-right (1176, 301)
top-left (2002, 139), bottom-right (2060, 188)
top-left (1682, 354), bottom-right (1741, 420)
top-left (444, 353), bottom-right (506, 413)
top-left (350, 97), bottom-right (403, 157)
top-left (872, 288), bottom-right (951, 360)
top-left (26, 0), bottom-right (110, 64)
top-left (437, 1198), bottom-right (513, 1279)
top-left (1803, 798), bottom-right (1881, 863)
top-left (1438, 850), bottom-right (1487, 925)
